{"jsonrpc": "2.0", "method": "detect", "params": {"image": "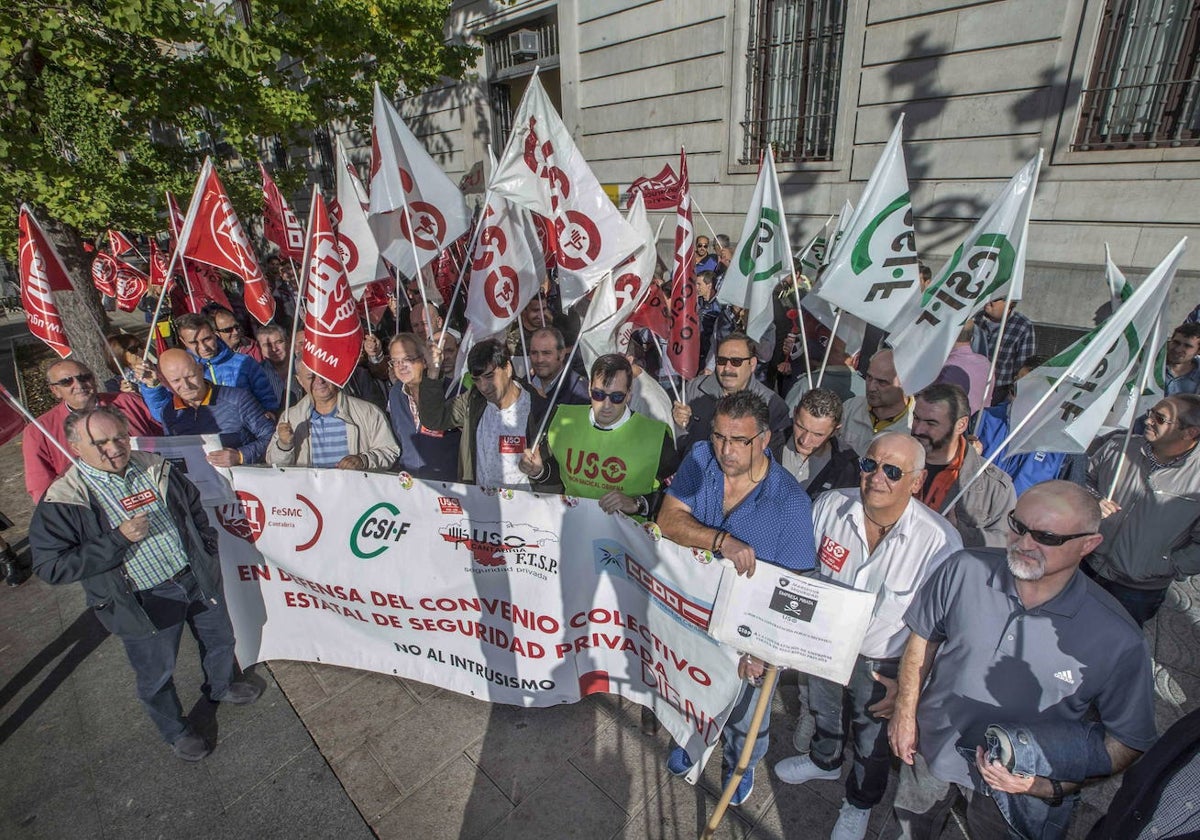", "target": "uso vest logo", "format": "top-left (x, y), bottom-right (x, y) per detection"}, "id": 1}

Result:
top-left (564, 449), bottom-right (627, 485)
